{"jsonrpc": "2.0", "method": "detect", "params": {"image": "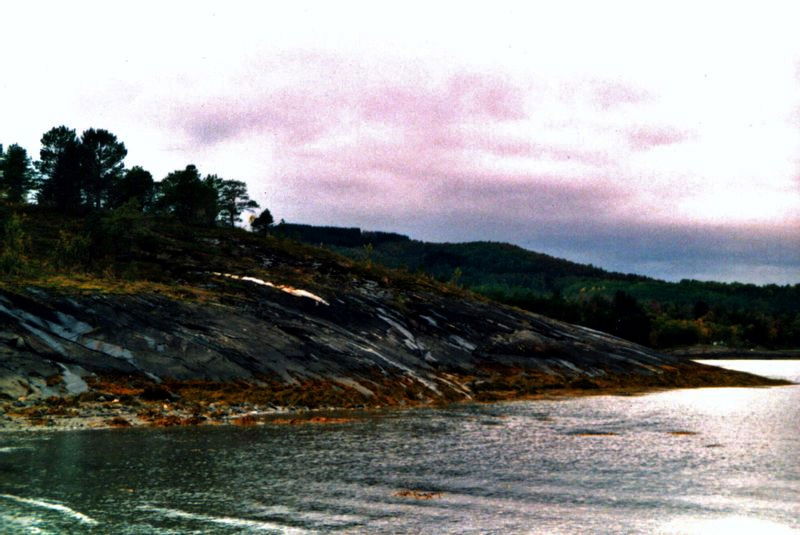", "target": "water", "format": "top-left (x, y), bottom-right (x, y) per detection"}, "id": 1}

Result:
top-left (1, 360), bottom-right (798, 534)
